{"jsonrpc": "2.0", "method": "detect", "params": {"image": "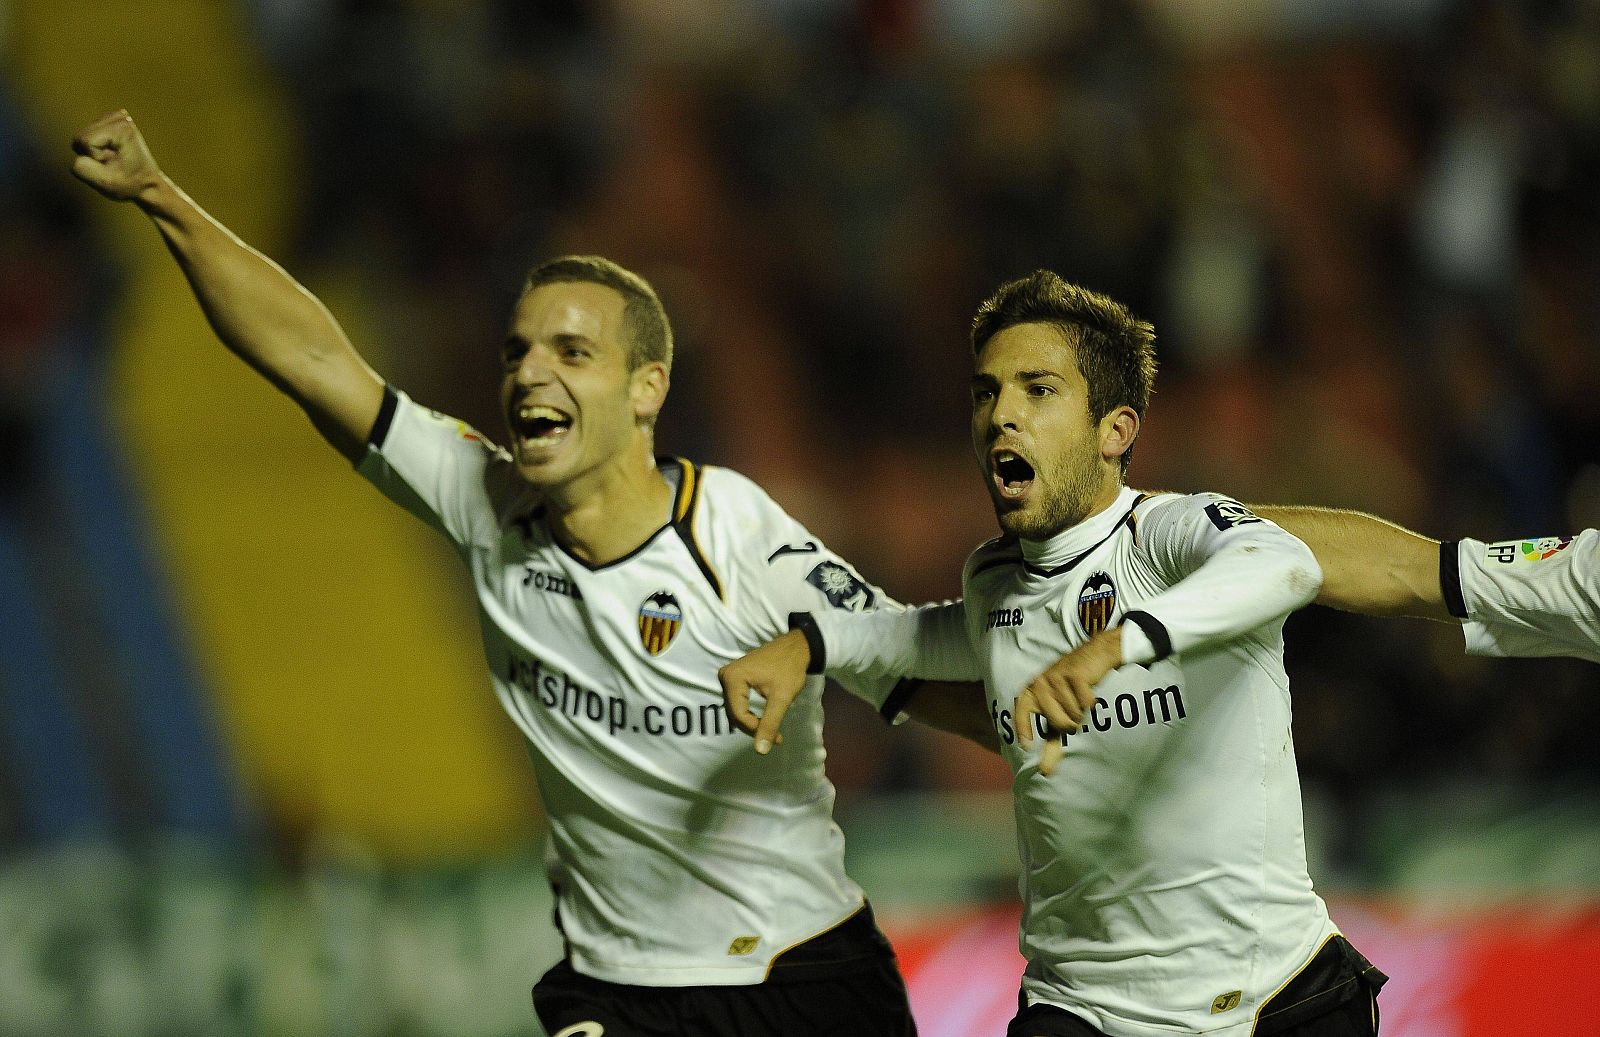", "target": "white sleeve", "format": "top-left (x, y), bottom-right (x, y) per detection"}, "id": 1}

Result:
top-left (808, 596), bottom-right (981, 688)
top-left (1121, 494), bottom-right (1324, 665)
top-left (741, 535), bottom-right (915, 717)
top-left (1446, 532), bottom-right (1600, 664)
top-left (355, 387), bottom-right (512, 552)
